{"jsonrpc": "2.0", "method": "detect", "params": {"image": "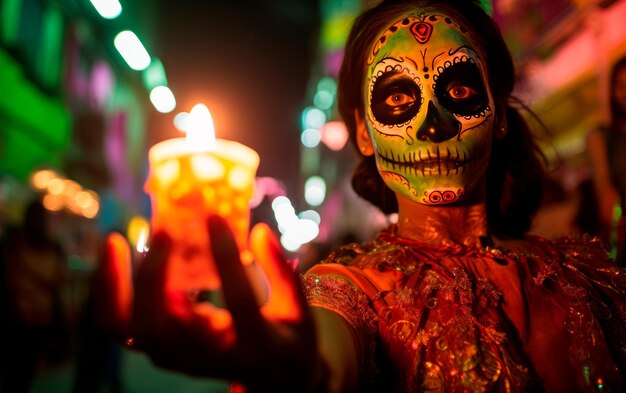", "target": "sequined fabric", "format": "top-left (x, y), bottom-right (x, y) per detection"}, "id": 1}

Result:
top-left (303, 226), bottom-right (626, 392)
top-left (302, 274), bottom-right (379, 383)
